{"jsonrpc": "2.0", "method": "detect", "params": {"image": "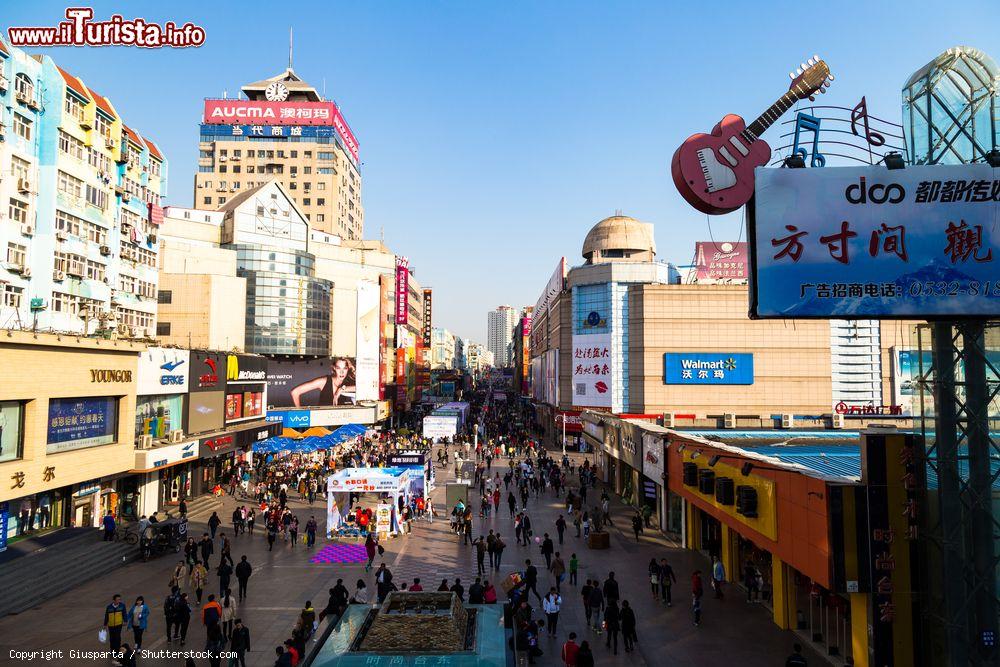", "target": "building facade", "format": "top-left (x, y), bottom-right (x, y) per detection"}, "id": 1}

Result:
top-left (431, 327), bottom-right (456, 370)
top-left (195, 68), bottom-right (363, 239)
top-left (486, 305), bottom-right (516, 368)
top-left (0, 39), bottom-right (166, 338)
